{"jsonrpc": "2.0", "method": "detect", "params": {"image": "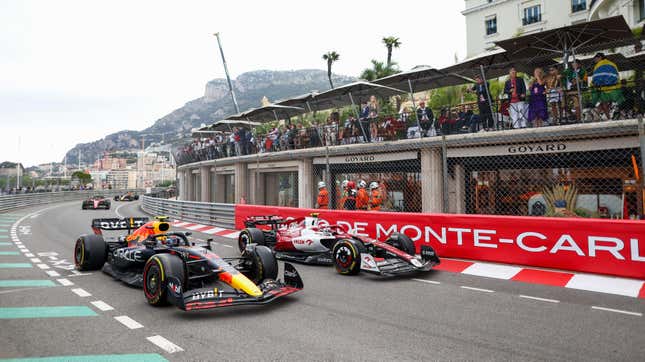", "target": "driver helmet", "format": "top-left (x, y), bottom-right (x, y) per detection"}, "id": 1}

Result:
top-left (317, 181), bottom-right (326, 189)
top-left (341, 180), bottom-right (348, 189)
top-left (358, 180), bottom-right (367, 189)
top-left (347, 181), bottom-right (356, 190)
top-left (369, 181), bottom-right (379, 190)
